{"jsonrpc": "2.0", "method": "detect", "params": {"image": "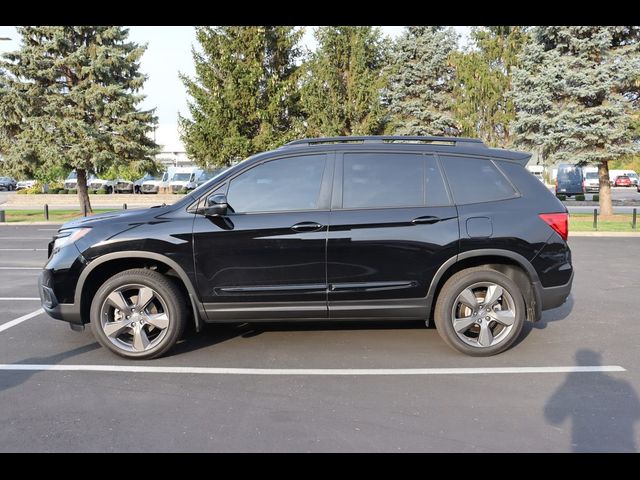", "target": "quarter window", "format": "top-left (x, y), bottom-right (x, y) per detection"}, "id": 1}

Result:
top-left (227, 155), bottom-right (326, 213)
top-left (440, 156), bottom-right (518, 204)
